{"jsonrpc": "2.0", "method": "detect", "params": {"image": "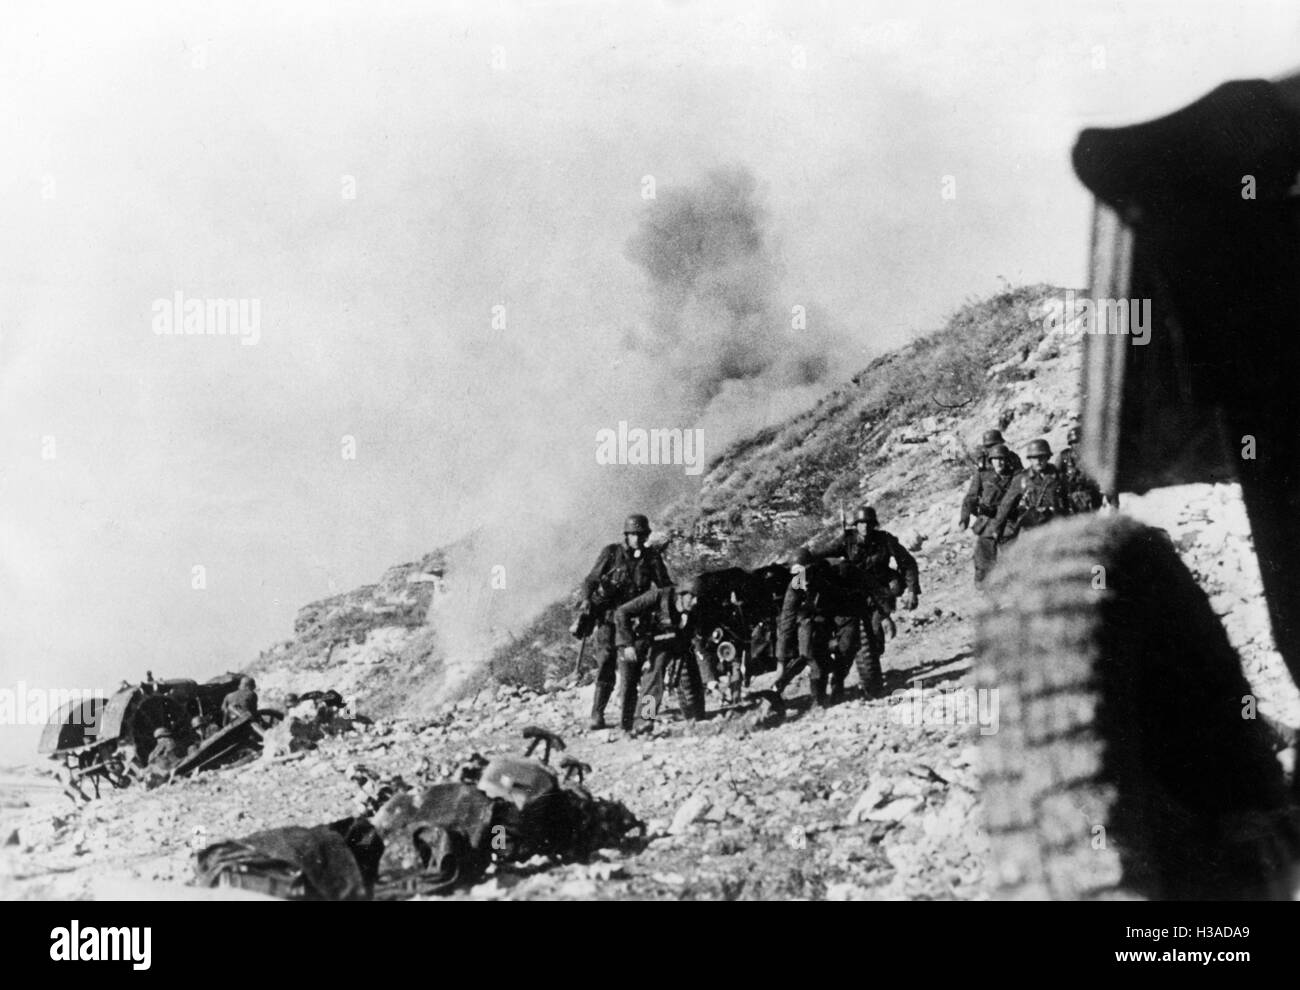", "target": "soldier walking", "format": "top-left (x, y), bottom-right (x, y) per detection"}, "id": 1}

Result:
top-left (613, 576), bottom-right (705, 734)
top-left (1055, 426), bottom-right (1104, 512)
top-left (577, 513), bottom-right (672, 730)
top-left (961, 443), bottom-right (1018, 582)
top-left (994, 439), bottom-right (1072, 541)
top-left (771, 549), bottom-right (840, 710)
top-left (974, 428), bottom-right (1023, 473)
top-left (802, 506), bottom-right (920, 701)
